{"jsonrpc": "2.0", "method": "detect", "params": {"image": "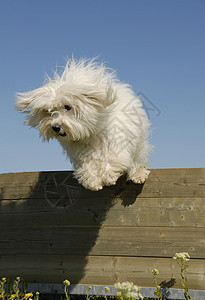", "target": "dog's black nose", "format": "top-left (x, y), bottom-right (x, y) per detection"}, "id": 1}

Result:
top-left (52, 125), bottom-right (61, 133)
